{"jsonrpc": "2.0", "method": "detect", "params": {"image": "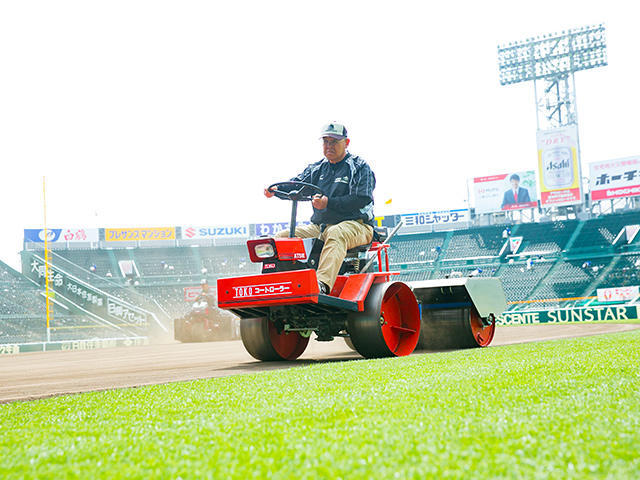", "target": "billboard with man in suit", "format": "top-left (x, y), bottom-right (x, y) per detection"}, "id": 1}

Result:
top-left (473, 170), bottom-right (538, 214)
